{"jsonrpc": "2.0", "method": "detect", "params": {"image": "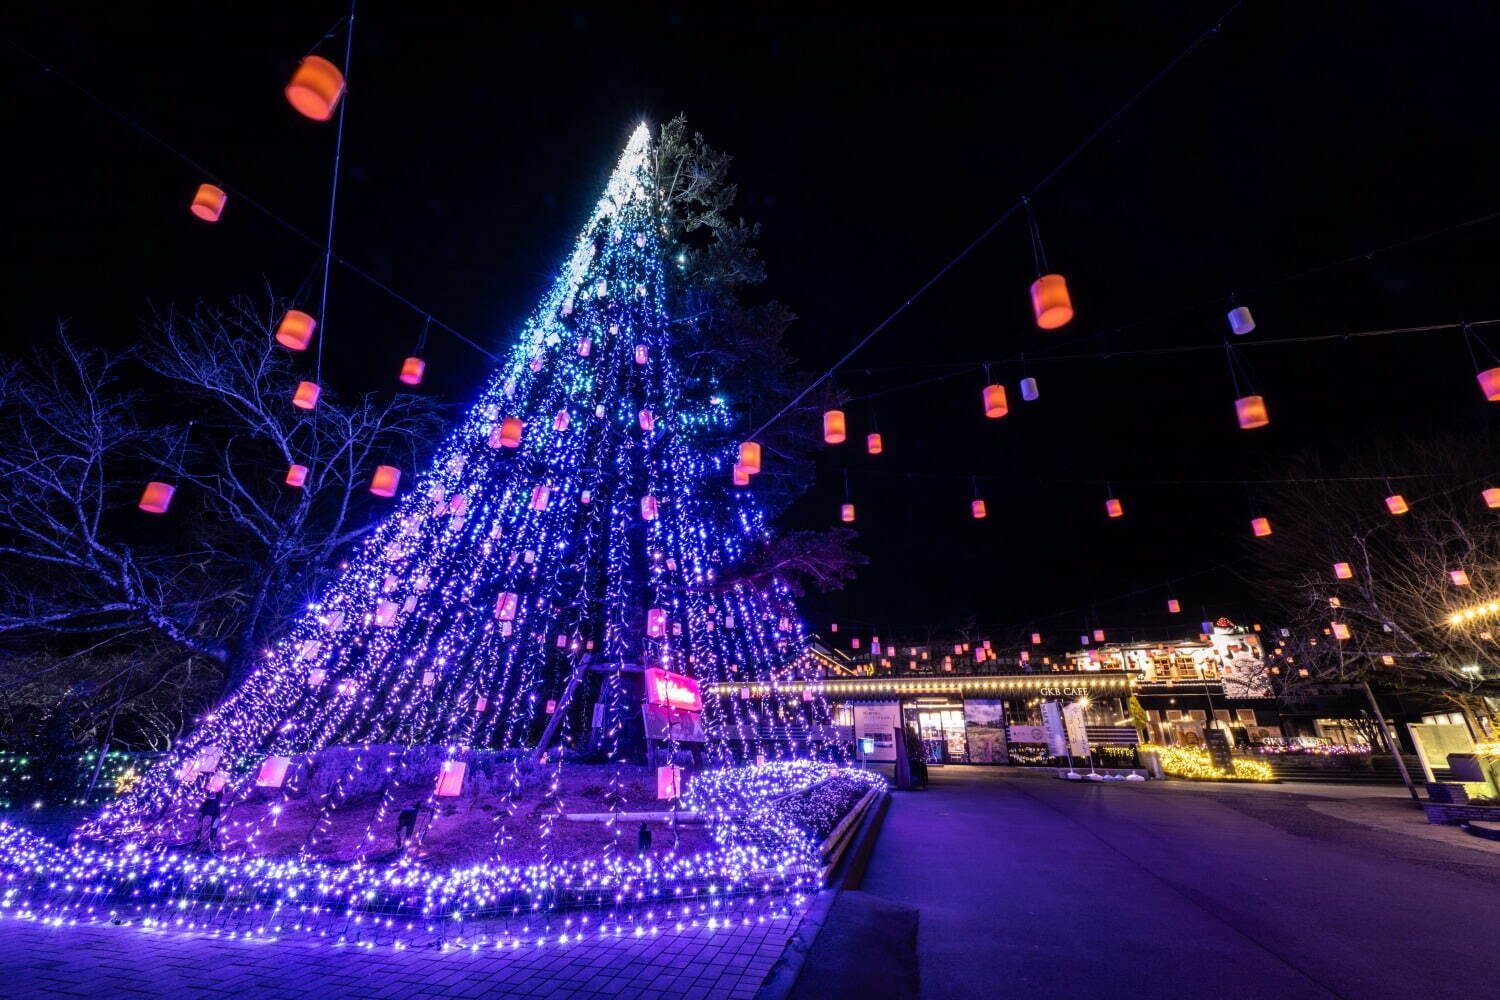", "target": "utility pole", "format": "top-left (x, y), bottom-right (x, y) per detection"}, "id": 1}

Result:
top-left (1361, 678), bottom-right (1419, 803)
